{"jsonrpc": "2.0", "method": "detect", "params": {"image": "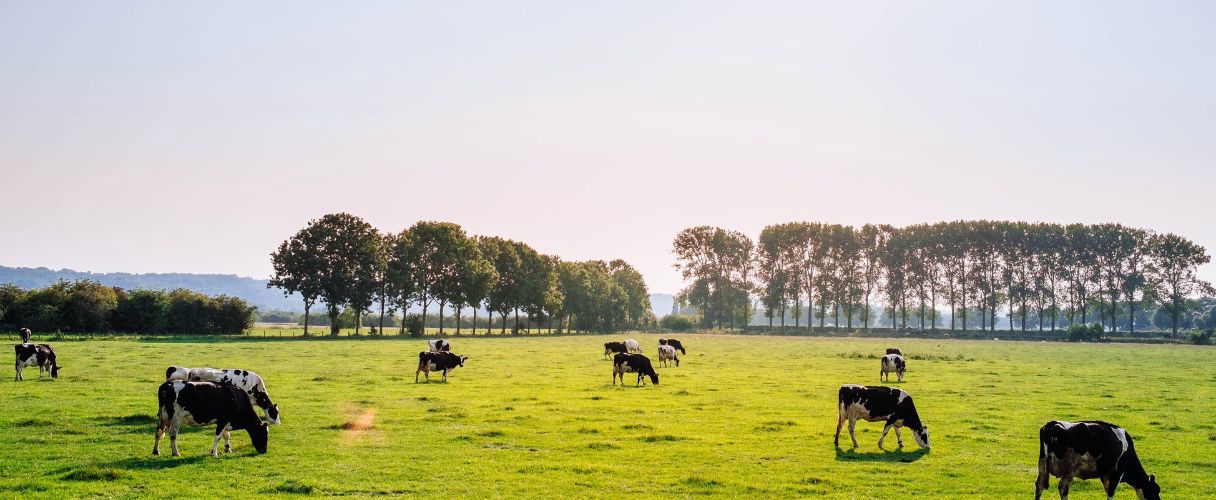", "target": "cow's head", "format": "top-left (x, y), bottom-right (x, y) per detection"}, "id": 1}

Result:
top-left (249, 422), bottom-right (269, 454)
top-left (913, 425), bottom-right (930, 449)
top-left (459, 356), bottom-right (467, 367)
top-left (648, 372), bottom-right (659, 385)
top-left (50, 363), bottom-right (60, 379)
top-left (165, 366), bottom-right (188, 381)
top-left (254, 391), bottom-right (281, 424)
top-left (1139, 474), bottom-right (1160, 500)
top-left (603, 343), bottom-right (612, 355)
